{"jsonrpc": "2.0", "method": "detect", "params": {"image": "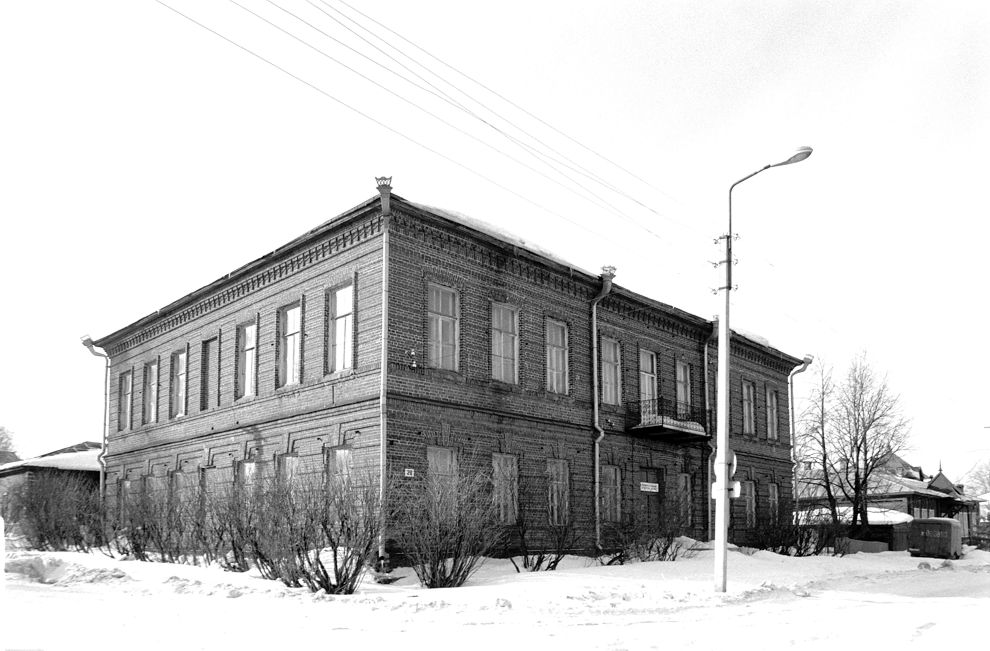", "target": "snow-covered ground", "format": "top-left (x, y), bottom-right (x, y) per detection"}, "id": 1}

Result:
top-left (3, 542), bottom-right (989, 650)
